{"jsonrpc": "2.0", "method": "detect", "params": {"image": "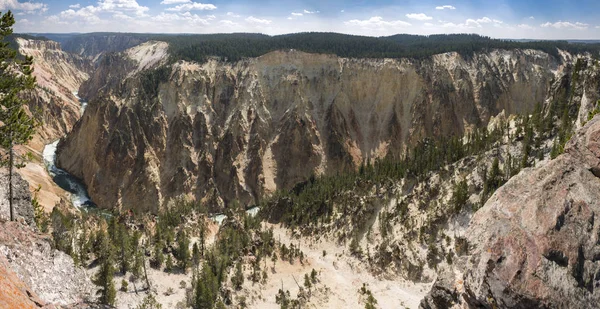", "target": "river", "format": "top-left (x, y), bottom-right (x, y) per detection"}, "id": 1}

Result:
top-left (41, 92), bottom-right (95, 209)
